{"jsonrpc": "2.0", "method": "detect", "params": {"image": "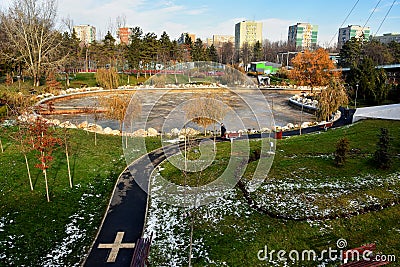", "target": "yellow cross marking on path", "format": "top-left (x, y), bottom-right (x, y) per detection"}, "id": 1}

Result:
top-left (98, 232), bottom-right (136, 262)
